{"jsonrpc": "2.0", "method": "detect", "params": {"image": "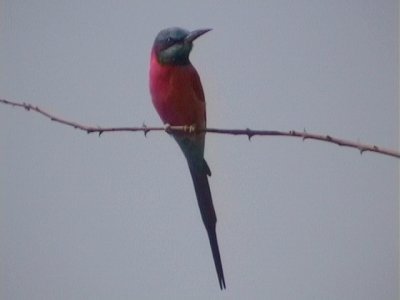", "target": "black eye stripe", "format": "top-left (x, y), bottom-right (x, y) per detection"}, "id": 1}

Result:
top-left (166, 36), bottom-right (181, 45)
